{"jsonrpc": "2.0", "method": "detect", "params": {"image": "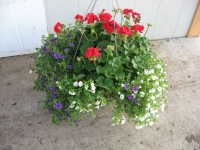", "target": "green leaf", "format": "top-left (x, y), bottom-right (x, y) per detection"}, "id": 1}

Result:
top-left (96, 76), bottom-right (105, 84)
top-left (131, 59), bottom-right (138, 69)
top-left (73, 74), bottom-right (86, 81)
top-left (73, 62), bottom-right (82, 72)
top-left (80, 42), bottom-right (94, 55)
top-left (96, 65), bottom-right (103, 74)
top-left (115, 65), bottom-right (125, 80)
top-left (97, 40), bottom-right (109, 48)
top-left (104, 64), bottom-right (115, 78)
top-left (104, 78), bottom-right (114, 90)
